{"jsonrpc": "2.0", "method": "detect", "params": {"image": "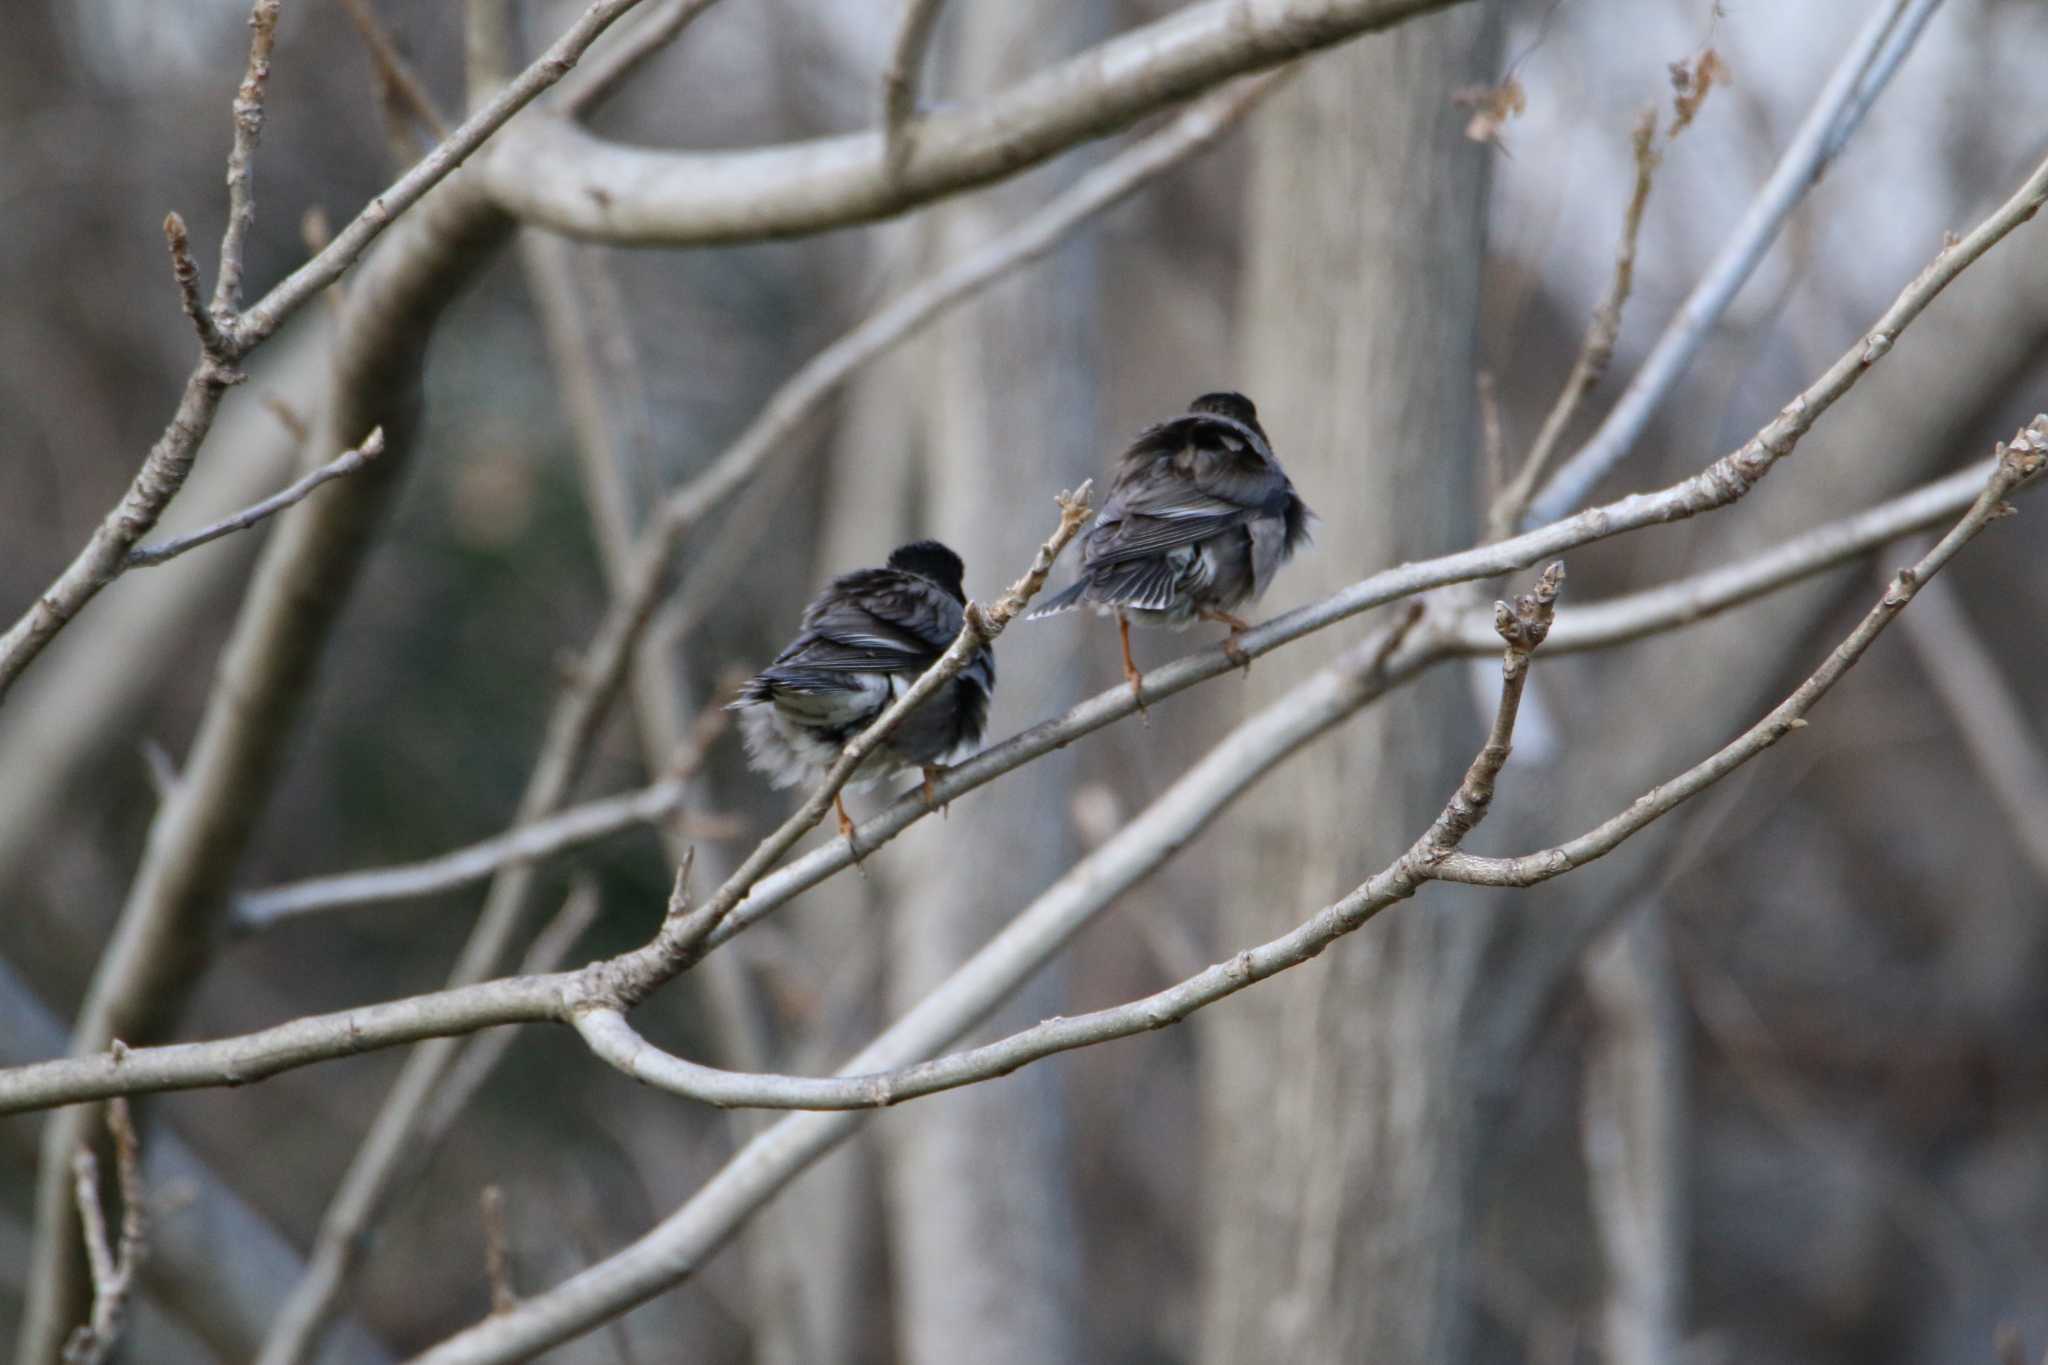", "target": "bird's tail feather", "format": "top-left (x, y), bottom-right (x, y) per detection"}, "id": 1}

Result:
top-left (1025, 579), bottom-right (1091, 620)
